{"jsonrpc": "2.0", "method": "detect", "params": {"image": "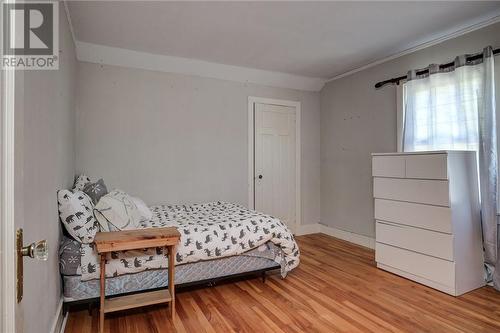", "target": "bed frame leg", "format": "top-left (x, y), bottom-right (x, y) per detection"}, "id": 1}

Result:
top-left (88, 302), bottom-right (93, 316)
top-left (261, 271), bottom-right (266, 283)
